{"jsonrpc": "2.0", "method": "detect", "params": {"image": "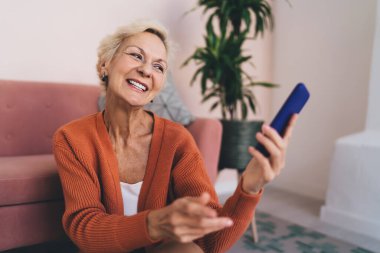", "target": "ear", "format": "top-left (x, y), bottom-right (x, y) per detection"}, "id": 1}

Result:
top-left (101, 61), bottom-right (110, 74)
